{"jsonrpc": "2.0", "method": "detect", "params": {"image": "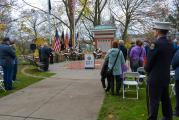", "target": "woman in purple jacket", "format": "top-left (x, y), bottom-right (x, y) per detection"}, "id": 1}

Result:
top-left (129, 40), bottom-right (146, 72)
